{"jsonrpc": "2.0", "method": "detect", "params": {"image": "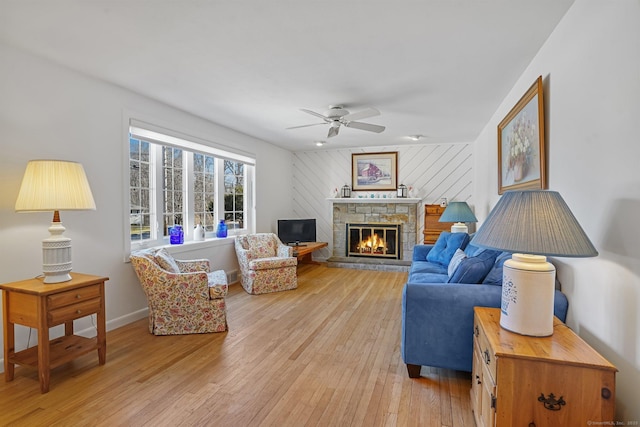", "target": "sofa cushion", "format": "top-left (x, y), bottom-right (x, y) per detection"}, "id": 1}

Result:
top-left (426, 232), bottom-right (470, 267)
top-left (447, 249), bottom-right (467, 277)
top-left (448, 248), bottom-right (501, 284)
top-left (463, 242), bottom-right (485, 257)
top-left (408, 260), bottom-right (448, 283)
top-left (482, 251), bottom-right (512, 286)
